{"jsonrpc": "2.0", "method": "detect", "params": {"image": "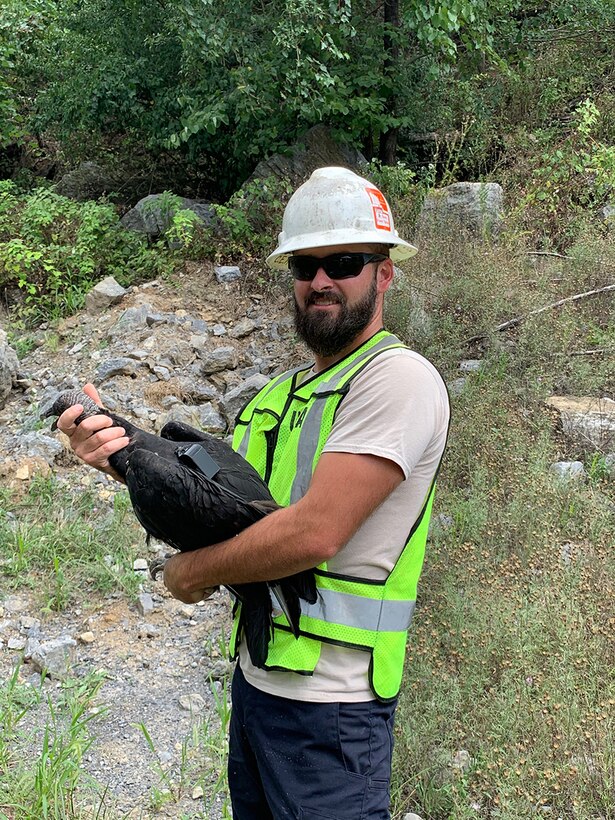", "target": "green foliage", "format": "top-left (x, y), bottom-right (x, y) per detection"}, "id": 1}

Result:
top-left (0, 0), bottom-right (56, 148)
top-left (0, 670), bottom-right (108, 818)
top-left (510, 98), bottom-right (615, 244)
top-left (13, 0), bottom-right (516, 188)
top-left (0, 180), bottom-right (172, 322)
top-left (176, 176), bottom-right (293, 263)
